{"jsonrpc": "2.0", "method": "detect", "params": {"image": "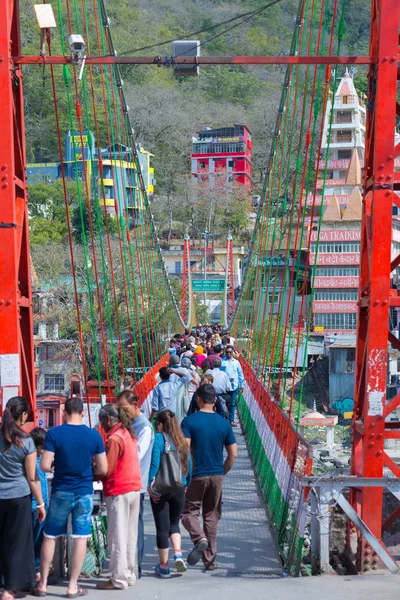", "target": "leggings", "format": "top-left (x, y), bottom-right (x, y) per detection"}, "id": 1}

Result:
top-left (150, 487), bottom-right (185, 549)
